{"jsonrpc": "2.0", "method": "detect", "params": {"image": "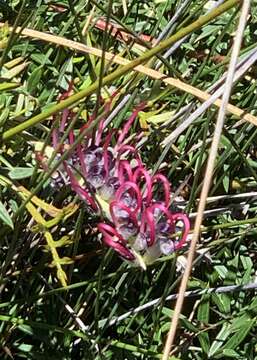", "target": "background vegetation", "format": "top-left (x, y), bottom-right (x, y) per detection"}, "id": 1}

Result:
top-left (0, 0), bottom-right (257, 359)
